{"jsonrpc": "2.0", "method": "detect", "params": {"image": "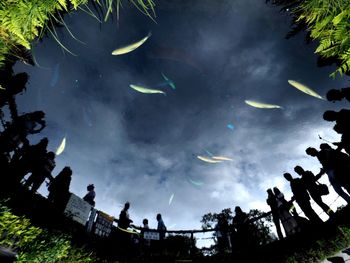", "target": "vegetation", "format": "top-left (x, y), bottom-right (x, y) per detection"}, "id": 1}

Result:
top-left (0, 0), bottom-right (156, 67)
top-left (0, 202), bottom-right (101, 262)
top-left (200, 207), bottom-right (275, 255)
top-left (284, 226), bottom-right (350, 263)
top-left (268, 0), bottom-right (350, 77)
